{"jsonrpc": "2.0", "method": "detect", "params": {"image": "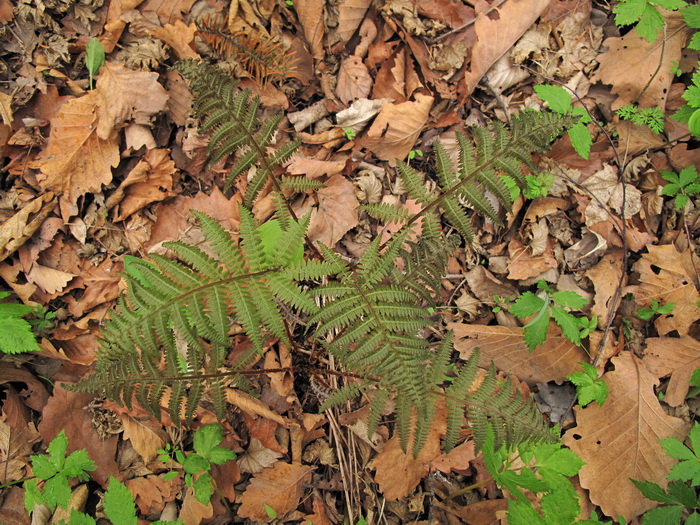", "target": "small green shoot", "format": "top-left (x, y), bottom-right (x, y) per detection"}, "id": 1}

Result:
top-left (343, 127), bottom-right (356, 140)
top-left (523, 173), bottom-right (556, 200)
top-left (24, 430), bottom-right (96, 513)
top-left (85, 38), bottom-right (105, 90)
top-left (0, 291), bottom-right (43, 354)
top-left (534, 84), bottom-right (592, 159)
top-left (660, 165), bottom-right (700, 209)
top-left (264, 504), bottom-right (278, 519)
top-left (671, 60), bottom-right (683, 77)
top-left (509, 281), bottom-right (591, 350)
top-left (616, 104), bottom-right (665, 134)
top-left (636, 298), bottom-right (676, 320)
top-left (567, 362), bottom-right (608, 407)
top-left (407, 149), bottom-right (424, 160)
top-left (613, 0), bottom-right (687, 43)
top-left (491, 294), bottom-right (512, 314)
top-left (183, 424), bottom-right (237, 505)
top-left (632, 422), bottom-right (700, 524)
